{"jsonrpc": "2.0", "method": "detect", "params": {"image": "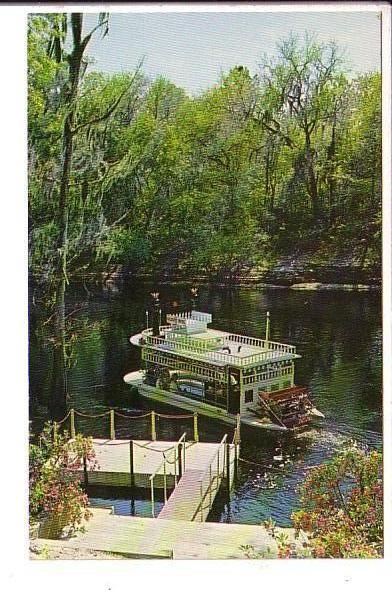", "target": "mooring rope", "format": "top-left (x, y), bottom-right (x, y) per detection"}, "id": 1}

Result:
top-left (55, 410), bottom-right (71, 425)
top-left (74, 410), bottom-right (111, 419)
top-left (55, 408), bottom-right (198, 422)
top-left (114, 410), bottom-right (152, 419)
top-left (132, 441), bottom-right (178, 453)
top-left (156, 412), bottom-right (194, 419)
